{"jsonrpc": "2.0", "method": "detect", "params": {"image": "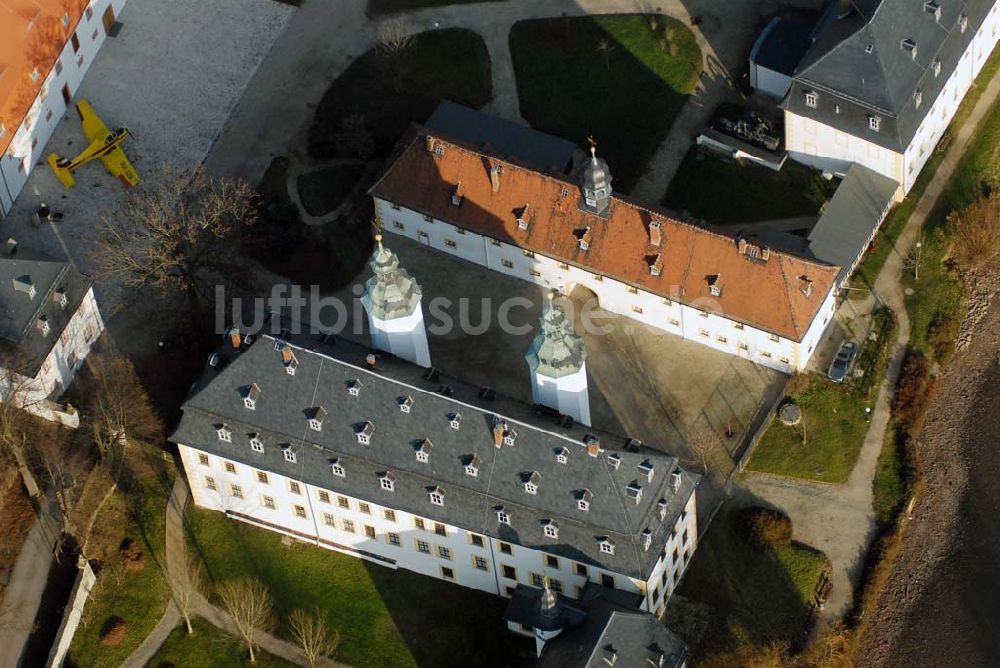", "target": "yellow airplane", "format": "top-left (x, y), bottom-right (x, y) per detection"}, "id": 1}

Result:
top-left (47, 100), bottom-right (139, 189)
